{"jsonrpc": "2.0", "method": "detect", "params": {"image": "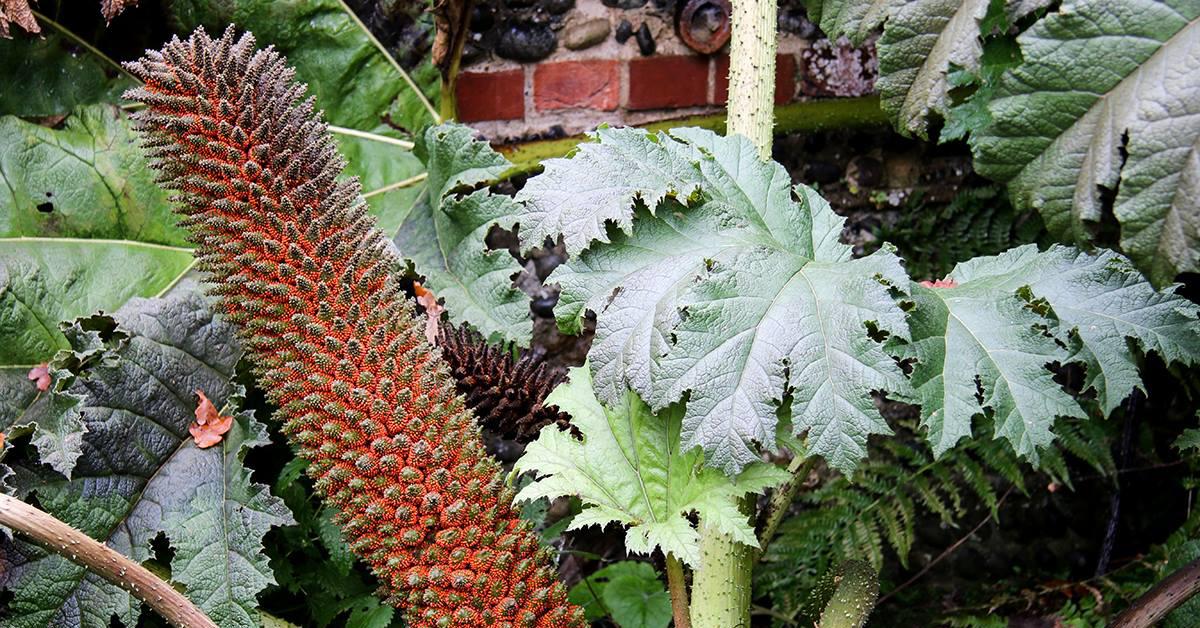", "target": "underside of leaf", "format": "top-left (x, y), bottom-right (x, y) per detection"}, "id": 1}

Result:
top-left (972, 0), bottom-right (1200, 285)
